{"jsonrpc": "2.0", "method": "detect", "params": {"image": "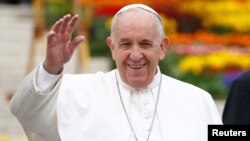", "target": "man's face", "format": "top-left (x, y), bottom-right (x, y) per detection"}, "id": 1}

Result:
top-left (107, 11), bottom-right (169, 88)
